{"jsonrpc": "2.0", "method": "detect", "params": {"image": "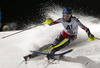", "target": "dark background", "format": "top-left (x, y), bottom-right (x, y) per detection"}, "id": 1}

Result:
top-left (0, 0), bottom-right (100, 30)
